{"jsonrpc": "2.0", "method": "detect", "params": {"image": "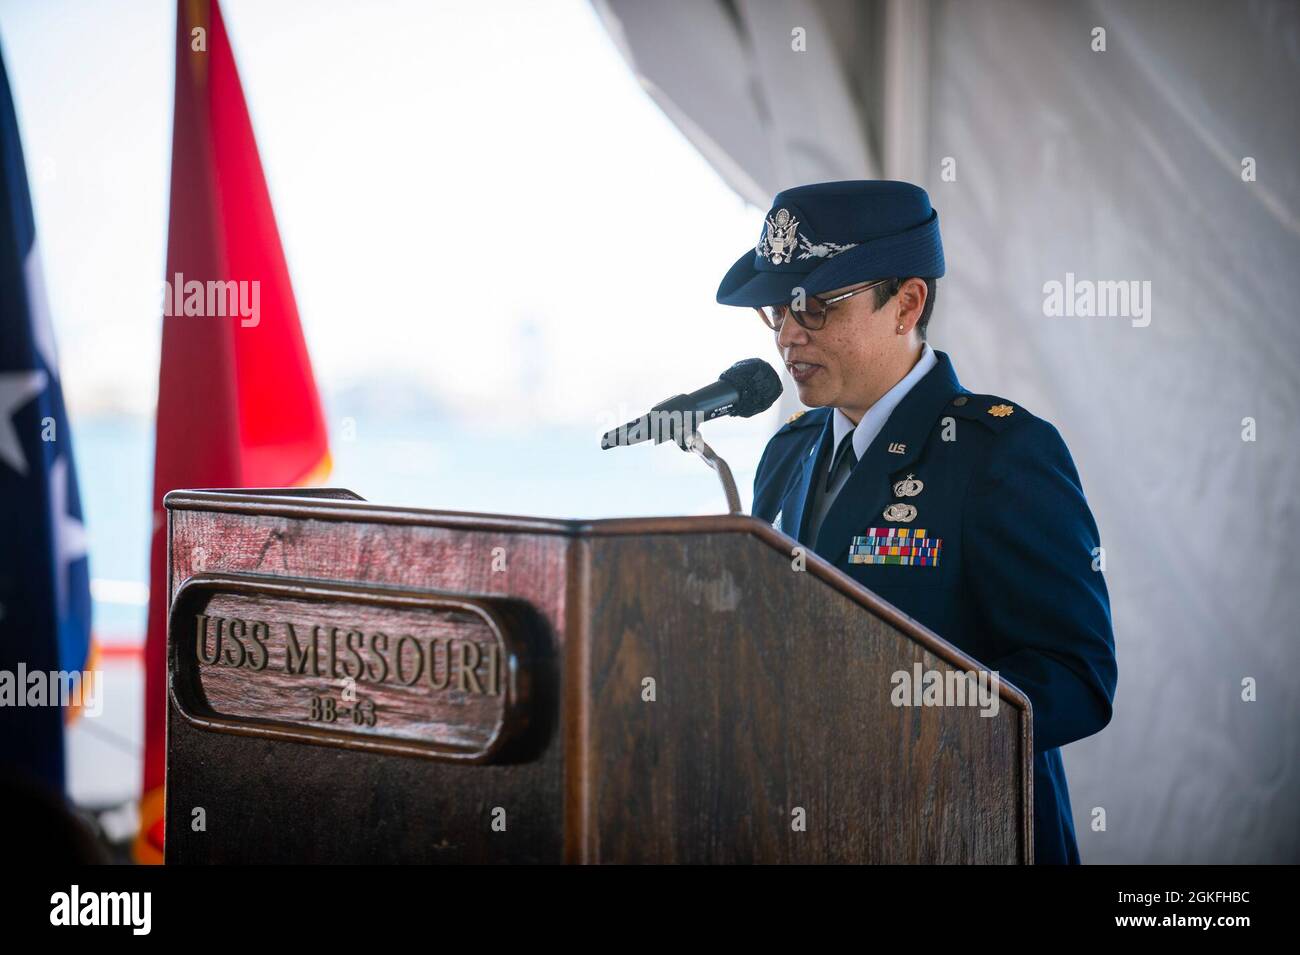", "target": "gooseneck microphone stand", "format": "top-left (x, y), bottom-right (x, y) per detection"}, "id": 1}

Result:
top-left (683, 431), bottom-right (742, 515)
